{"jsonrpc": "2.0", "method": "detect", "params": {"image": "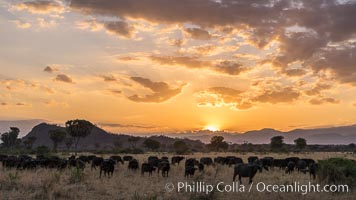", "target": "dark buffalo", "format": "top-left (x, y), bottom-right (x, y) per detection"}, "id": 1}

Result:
top-left (185, 158), bottom-right (199, 167)
top-left (225, 156), bottom-right (243, 167)
top-left (296, 160), bottom-right (307, 173)
top-left (171, 156), bottom-right (184, 165)
top-left (309, 163), bottom-right (318, 180)
top-left (185, 165), bottom-right (197, 177)
top-left (214, 157), bottom-right (226, 164)
top-left (78, 156), bottom-right (90, 163)
top-left (158, 160), bottom-right (170, 177)
top-left (128, 159), bottom-right (139, 171)
top-left (285, 161), bottom-right (296, 174)
top-left (273, 159), bottom-right (287, 169)
top-left (233, 164), bottom-right (262, 184)
top-left (200, 157), bottom-right (213, 166)
top-left (261, 157), bottom-right (274, 167)
top-left (91, 157), bottom-right (104, 170)
top-left (141, 163), bottom-right (156, 176)
top-left (100, 159), bottom-right (115, 178)
top-left (303, 158), bottom-right (315, 166)
top-left (248, 156), bottom-right (258, 164)
top-left (198, 163), bottom-right (204, 172)
top-left (110, 156), bottom-right (124, 164)
top-left (285, 157), bottom-right (299, 164)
